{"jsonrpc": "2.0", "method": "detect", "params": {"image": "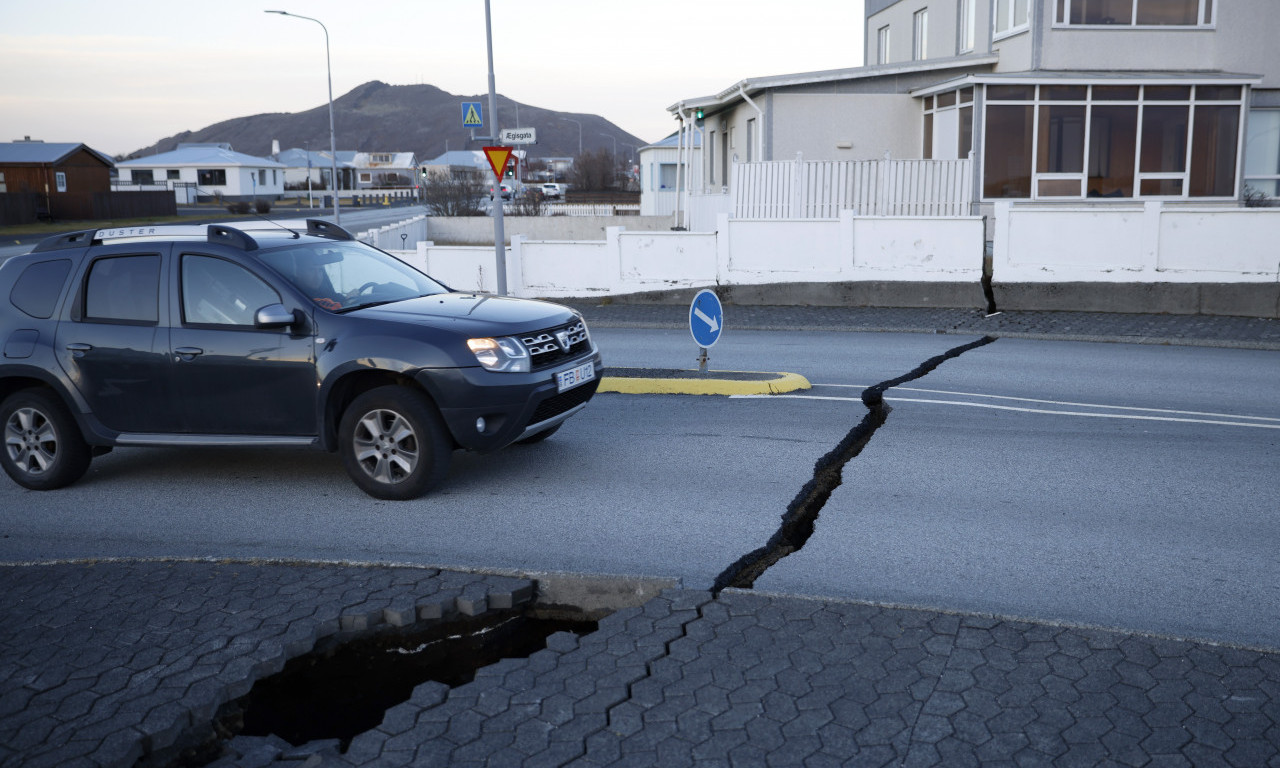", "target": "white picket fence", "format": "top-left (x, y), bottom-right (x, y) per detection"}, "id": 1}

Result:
top-left (733, 155), bottom-right (973, 219)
